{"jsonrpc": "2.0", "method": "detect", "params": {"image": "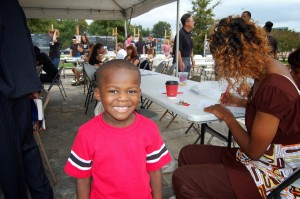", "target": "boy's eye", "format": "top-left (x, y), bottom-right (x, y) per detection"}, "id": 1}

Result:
top-left (128, 90), bottom-right (138, 94)
top-left (108, 90), bottom-right (118, 94)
